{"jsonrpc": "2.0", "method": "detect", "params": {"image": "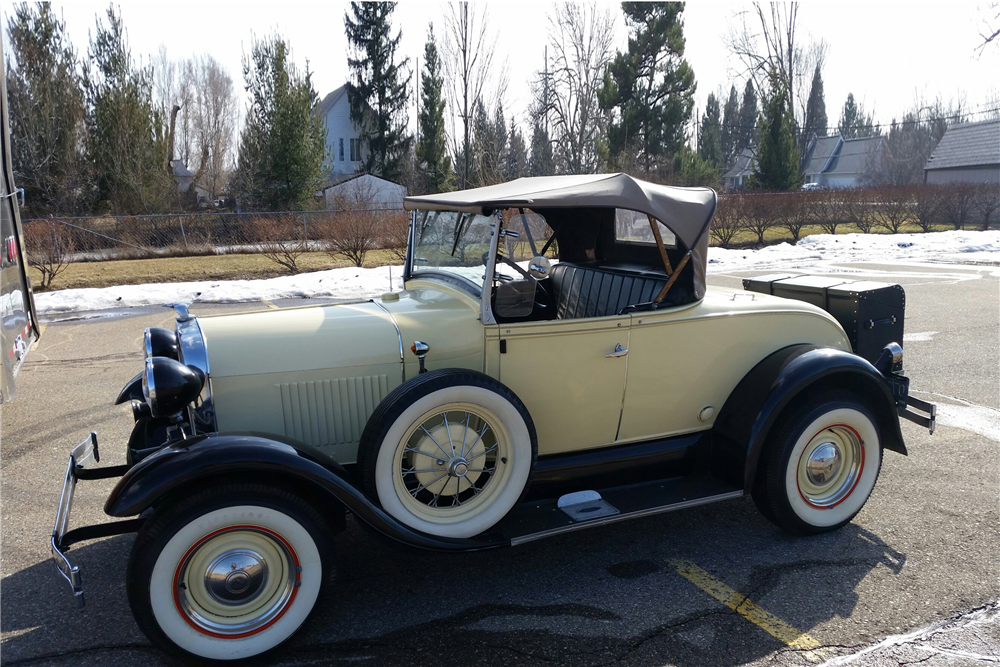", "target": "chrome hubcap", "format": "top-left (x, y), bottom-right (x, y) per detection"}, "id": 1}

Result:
top-left (175, 527), bottom-right (297, 636)
top-left (449, 458), bottom-right (470, 477)
top-left (797, 425), bottom-right (864, 508)
top-left (805, 442), bottom-right (841, 485)
top-left (205, 549), bottom-right (269, 605)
